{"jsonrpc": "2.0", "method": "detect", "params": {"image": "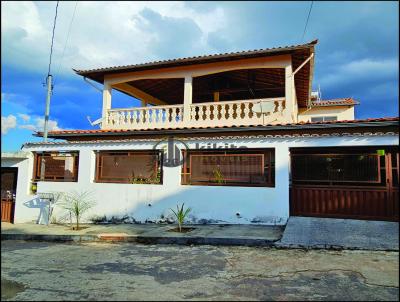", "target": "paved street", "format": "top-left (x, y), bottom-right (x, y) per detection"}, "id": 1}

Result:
top-left (1, 241), bottom-right (399, 301)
